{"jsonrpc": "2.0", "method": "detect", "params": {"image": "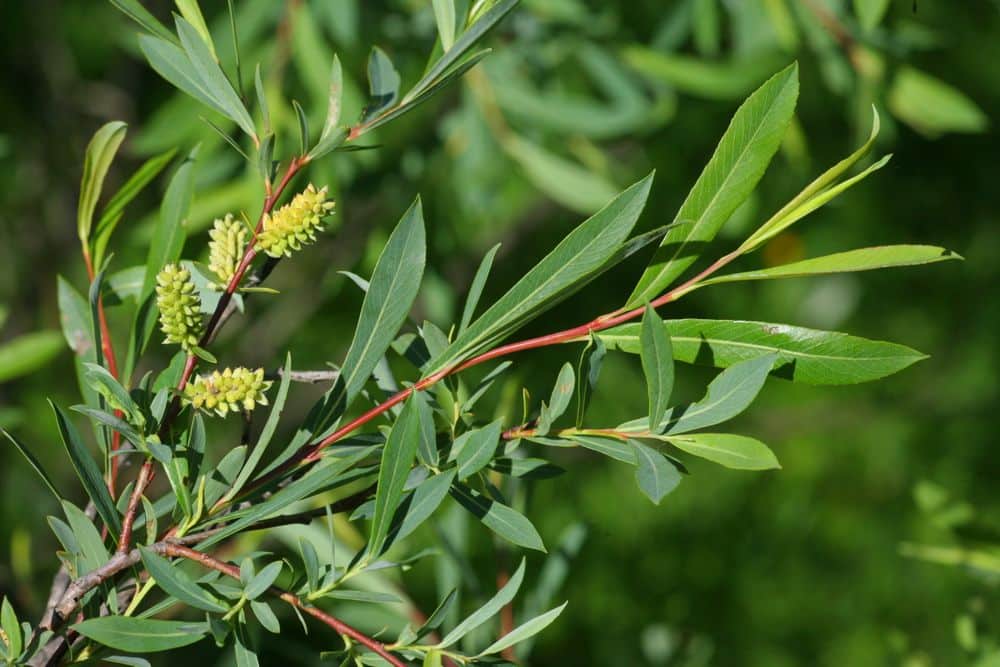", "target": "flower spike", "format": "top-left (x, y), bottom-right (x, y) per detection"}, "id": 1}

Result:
top-left (156, 263), bottom-right (203, 351)
top-left (255, 184), bottom-right (335, 258)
